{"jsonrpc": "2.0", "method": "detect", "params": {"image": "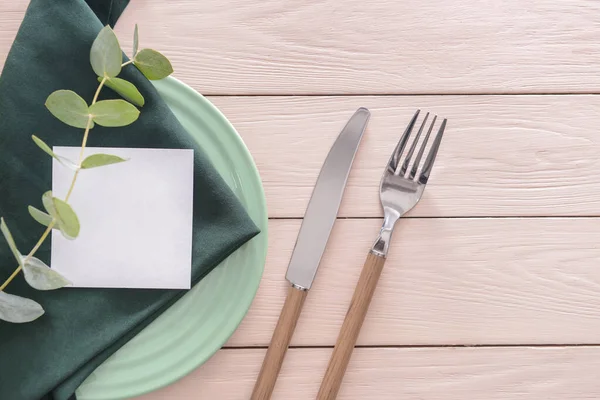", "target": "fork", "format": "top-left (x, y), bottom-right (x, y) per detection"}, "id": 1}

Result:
top-left (316, 110), bottom-right (447, 400)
